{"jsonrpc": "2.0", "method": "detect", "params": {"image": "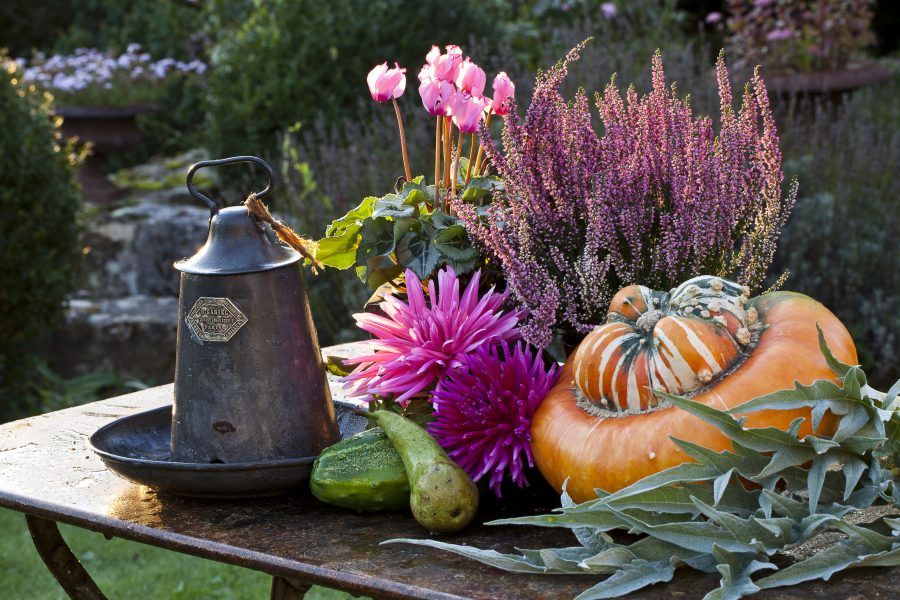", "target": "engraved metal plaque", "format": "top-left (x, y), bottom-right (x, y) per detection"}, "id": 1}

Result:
top-left (186, 297), bottom-right (248, 342)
